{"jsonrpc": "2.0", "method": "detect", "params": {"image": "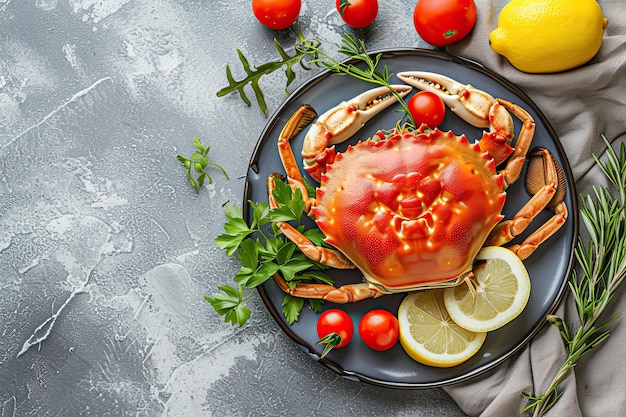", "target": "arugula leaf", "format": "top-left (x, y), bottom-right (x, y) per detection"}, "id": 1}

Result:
top-left (216, 32), bottom-right (322, 116)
